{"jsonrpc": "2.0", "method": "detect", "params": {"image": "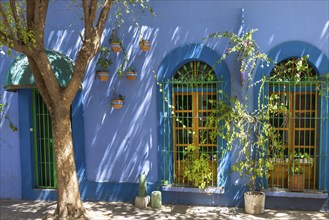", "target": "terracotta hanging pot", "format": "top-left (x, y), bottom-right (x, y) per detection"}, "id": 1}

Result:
top-left (111, 42), bottom-right (122, 53)
top-left (139, 40), bottom-right (151, 52)
top-left (111, 99), bottom-right (124, 109)
top-left (96, 71), bottom-right (110, 81)
top-left (125, 71), bottom-right (138, 80)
